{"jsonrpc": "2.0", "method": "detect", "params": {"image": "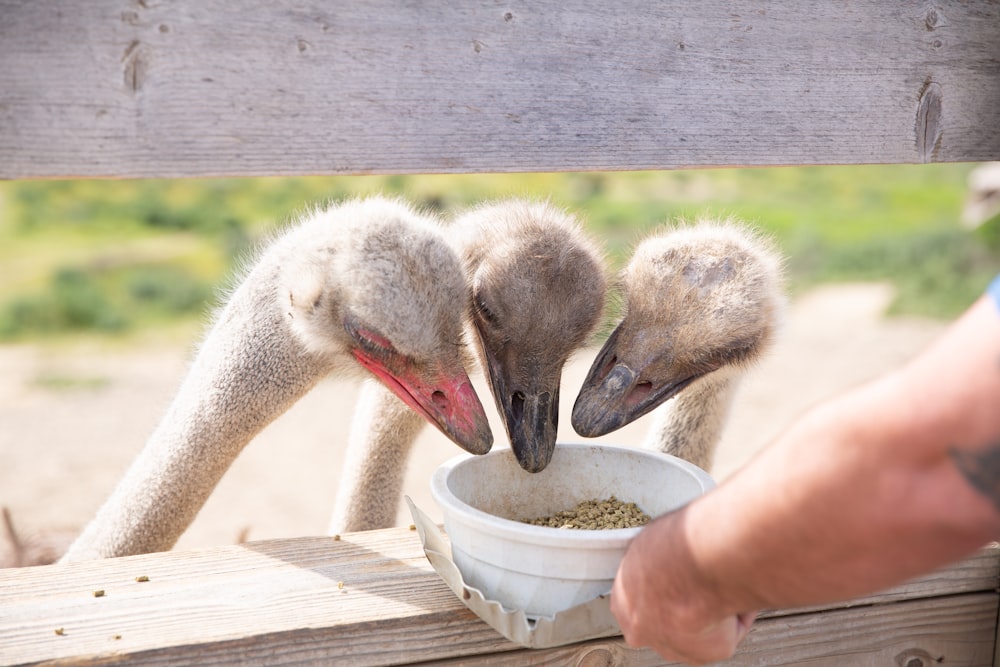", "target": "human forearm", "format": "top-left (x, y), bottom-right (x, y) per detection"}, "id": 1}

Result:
top-left (685, 374), bottom-right (995, 613)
